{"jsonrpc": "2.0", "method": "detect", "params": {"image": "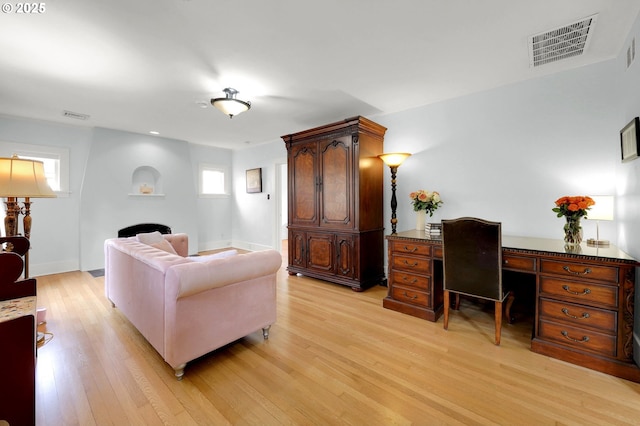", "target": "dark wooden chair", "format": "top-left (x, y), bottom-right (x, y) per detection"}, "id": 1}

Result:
top-left (0, 236), bottom-right (35, 299)
top-left (0, 250), bottom-right (36, 301)
top-left (442, 217), bottom-right (513, 345)
top-left (117, 223), bottom-right (172, 238)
